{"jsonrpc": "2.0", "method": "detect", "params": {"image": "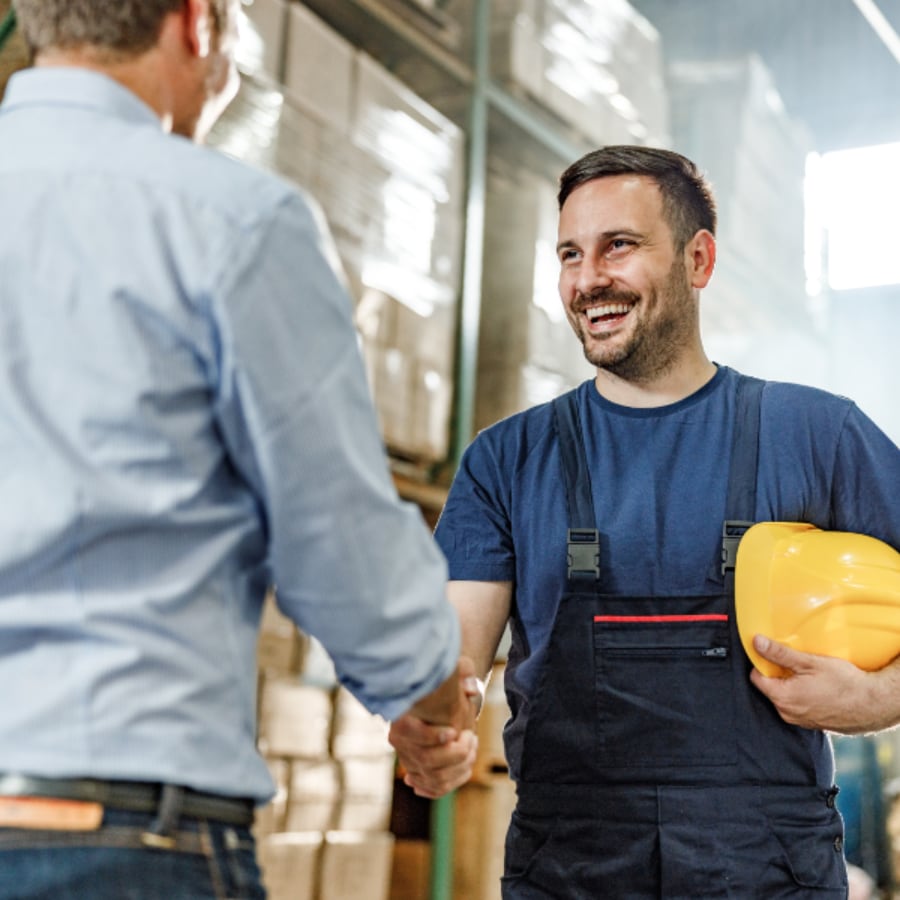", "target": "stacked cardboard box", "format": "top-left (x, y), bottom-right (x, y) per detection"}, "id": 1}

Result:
top-left (476, 163), bottom-right (595, 431)
top-left (211, 1), bottom-right (465, 464)
top-left (440, 0), bottom-right (670, 148)
top-left (255, 593), bottom-right (397, 900)
top-left (453, 662), bottom-right (516, 900)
